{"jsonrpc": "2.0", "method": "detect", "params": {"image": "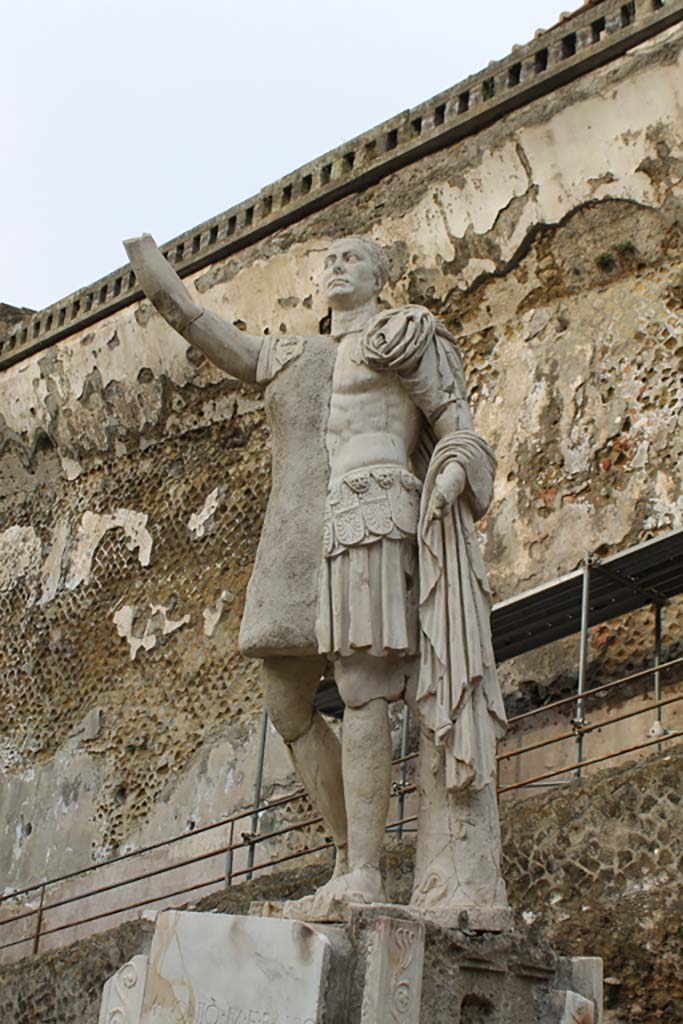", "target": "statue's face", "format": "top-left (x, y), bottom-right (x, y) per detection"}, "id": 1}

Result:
top-left (323, 239), bottom-right (379, 310)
